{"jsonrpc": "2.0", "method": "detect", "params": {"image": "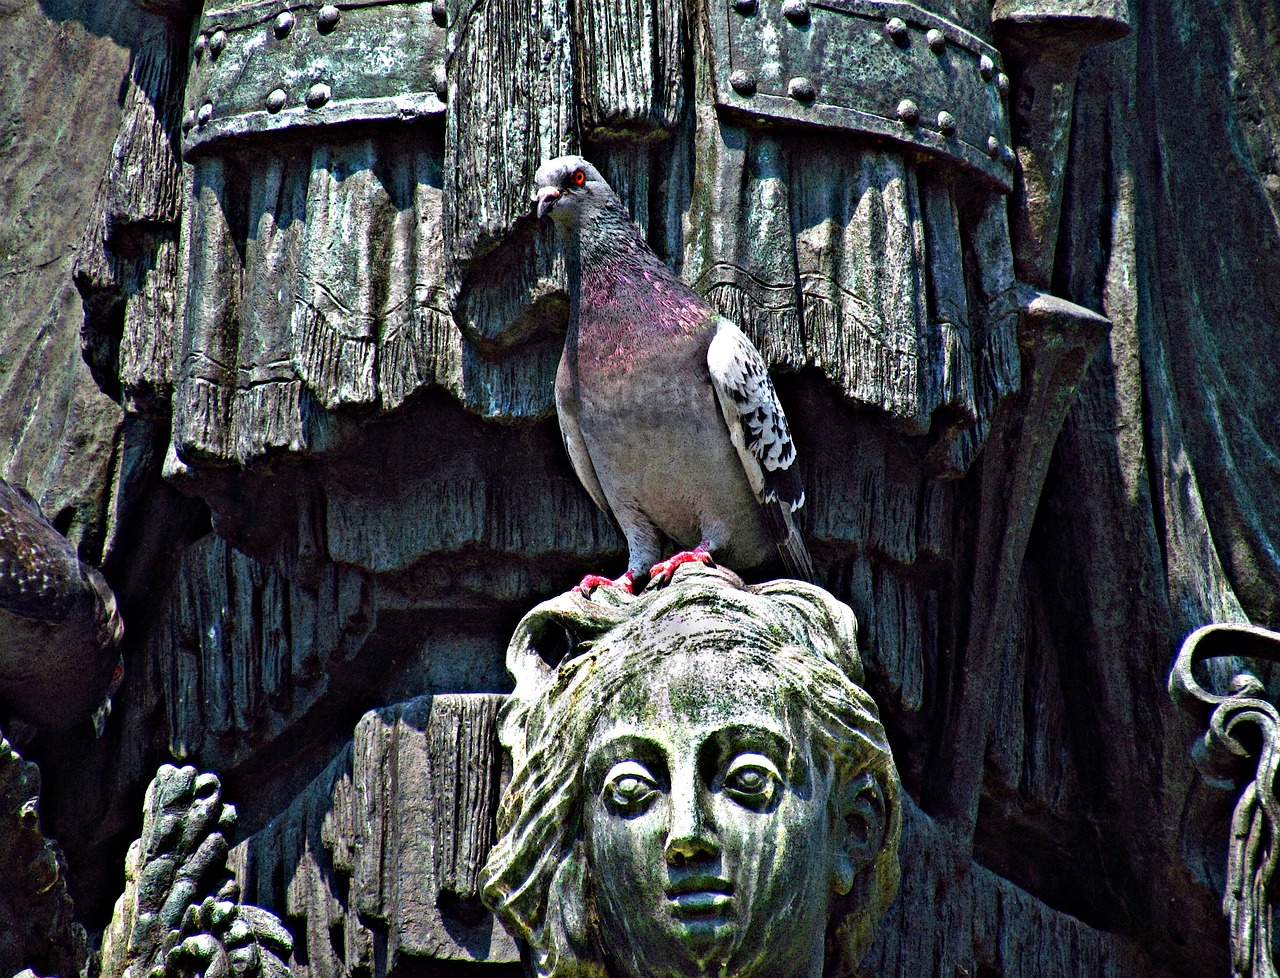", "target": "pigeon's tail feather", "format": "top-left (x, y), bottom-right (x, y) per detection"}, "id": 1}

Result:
top-left (762, 500), bottom-right (817, 584)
